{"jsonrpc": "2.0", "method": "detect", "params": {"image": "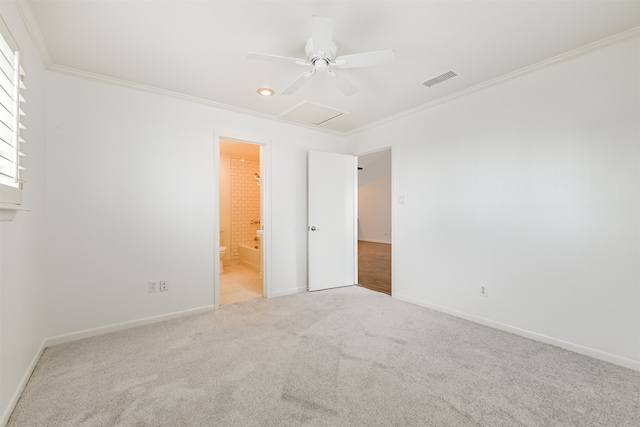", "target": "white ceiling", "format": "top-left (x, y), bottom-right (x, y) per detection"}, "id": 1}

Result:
top-left (22, 1), bottom-right (640, 134)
